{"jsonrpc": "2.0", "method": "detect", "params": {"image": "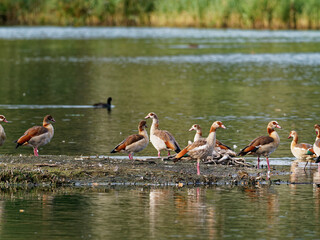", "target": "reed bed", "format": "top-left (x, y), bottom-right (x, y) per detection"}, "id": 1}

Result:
top-left (0, 0), bottom-right (319, 29)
